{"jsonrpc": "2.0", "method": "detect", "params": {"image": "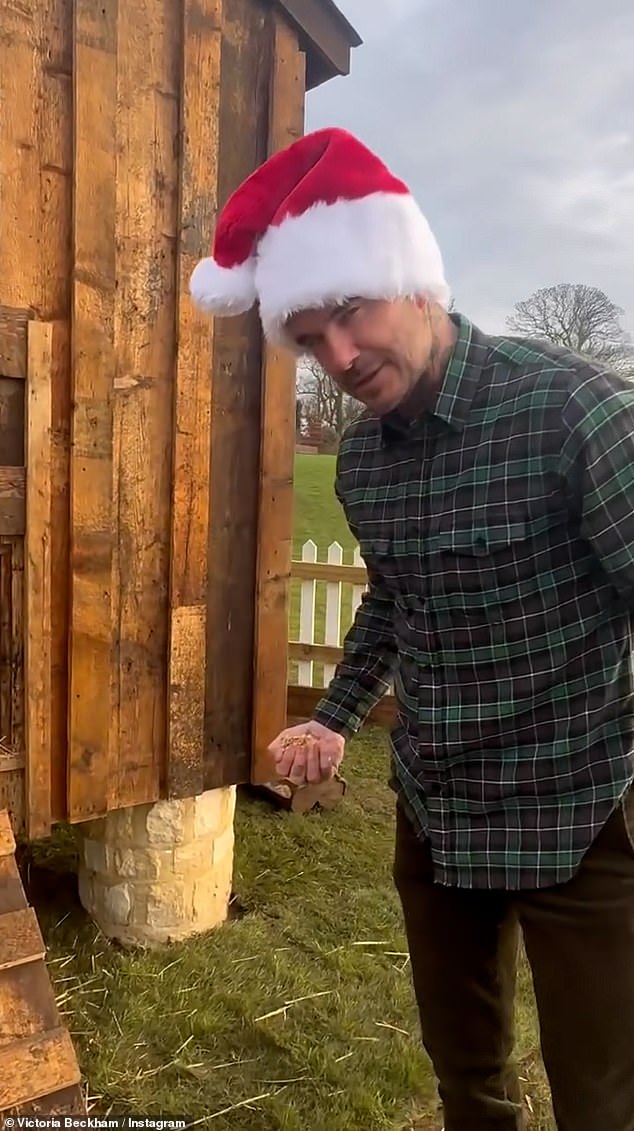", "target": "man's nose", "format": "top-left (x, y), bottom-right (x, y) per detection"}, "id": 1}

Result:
top-left (325, 325), bottom-right (360, 375)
